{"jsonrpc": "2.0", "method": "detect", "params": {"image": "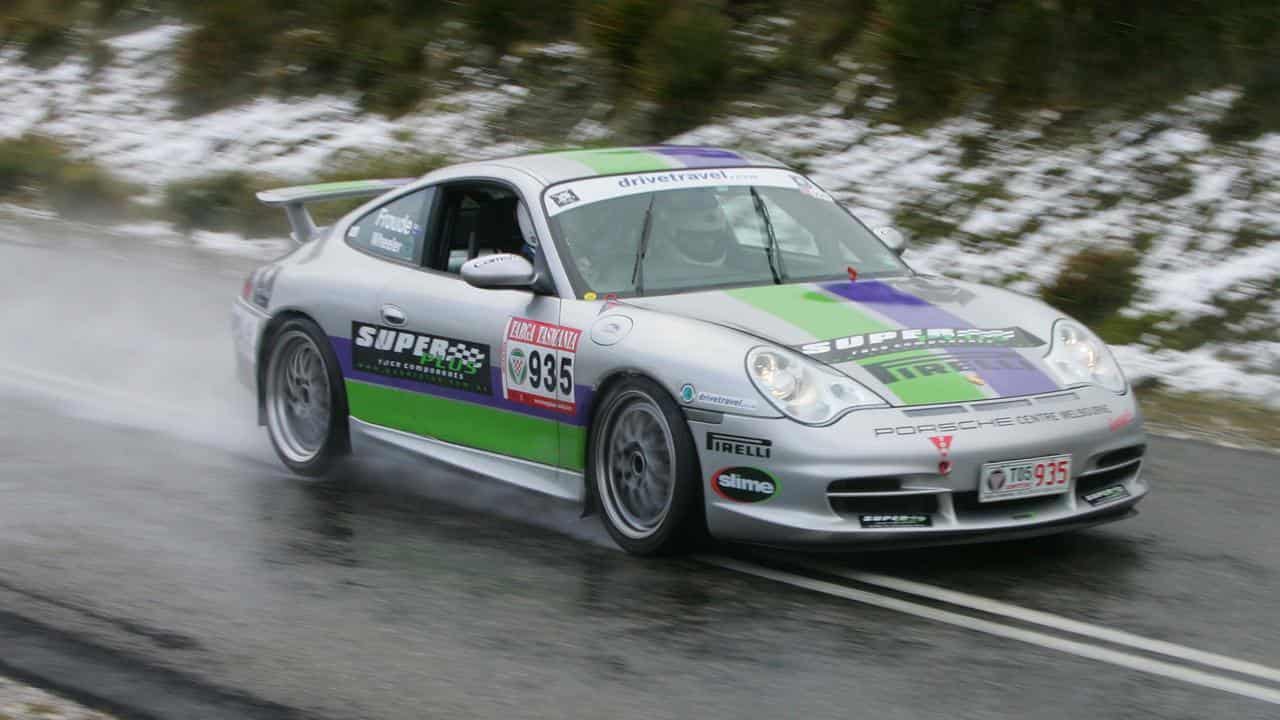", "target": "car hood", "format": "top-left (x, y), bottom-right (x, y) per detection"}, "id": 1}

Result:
top-left (625, 276), bottom-right (1066, 407)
